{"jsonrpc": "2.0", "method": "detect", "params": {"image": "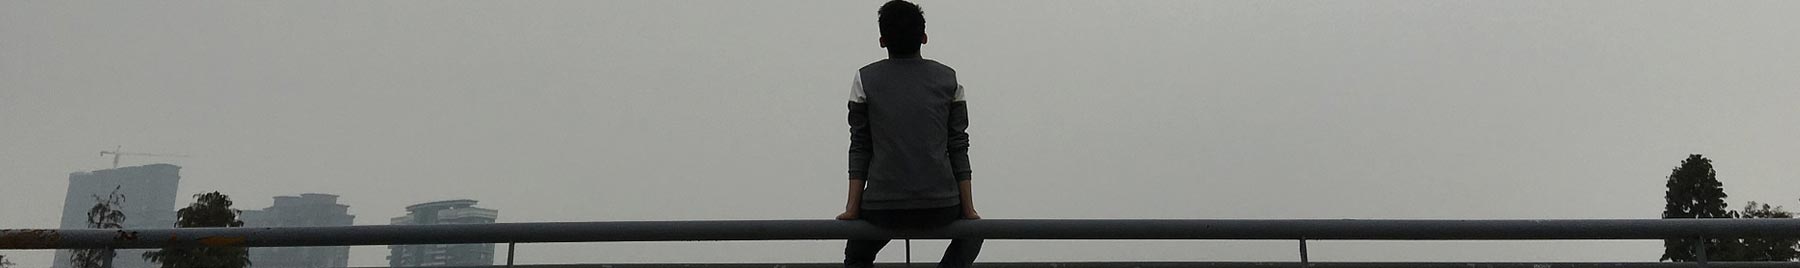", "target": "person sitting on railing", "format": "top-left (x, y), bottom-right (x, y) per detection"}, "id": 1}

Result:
top-left (837, 1), bottom-right (983, 268)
